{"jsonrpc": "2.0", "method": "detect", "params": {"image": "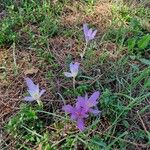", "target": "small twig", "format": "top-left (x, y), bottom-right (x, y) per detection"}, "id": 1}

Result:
top-left (0, 66), bottom-right (6, 70)
top-left (137, 111), bottom-right (148, 134)
top-left (57, 92), bottom-right (66, 105)
top-left (12, 42), bottom-right (18, 74)
top-left (21, 125), bottom-right (43, 138)
top-left (12, 42), bottom-right (17, 67)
